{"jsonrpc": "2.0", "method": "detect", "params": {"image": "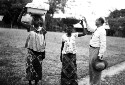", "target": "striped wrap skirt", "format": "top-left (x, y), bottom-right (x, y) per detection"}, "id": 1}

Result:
top-left (61, 53), bottom-right (78, 85)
